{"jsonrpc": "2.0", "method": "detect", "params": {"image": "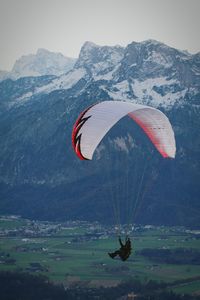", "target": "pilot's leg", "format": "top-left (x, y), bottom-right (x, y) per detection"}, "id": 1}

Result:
top-left (108, 250), bottom-right (120, 258)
